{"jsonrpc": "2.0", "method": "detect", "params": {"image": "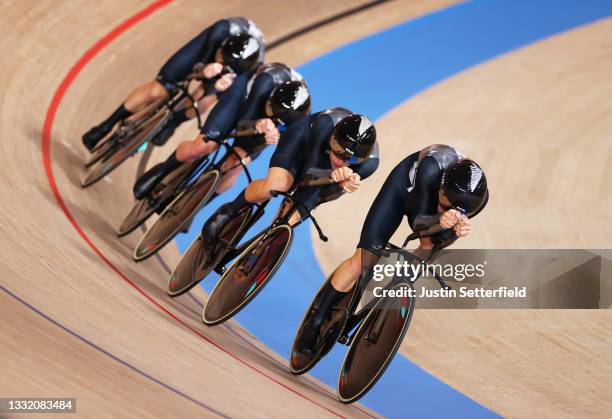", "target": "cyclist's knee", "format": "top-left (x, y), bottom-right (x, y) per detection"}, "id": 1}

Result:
top-left (177, 138), bottom-right (200, 162)
top-left (208, 19), bottom-right (230, 40)
top-left (355, 249), bottom-right (379, 274)
top-left (263, 168), bottom-right (293, 194)
top-left (263, 177), bottom-right (287, 195)
top-left (149, 81), bottom-right (169, 100)
top-left (222, 148), bottom-right (248, 172)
